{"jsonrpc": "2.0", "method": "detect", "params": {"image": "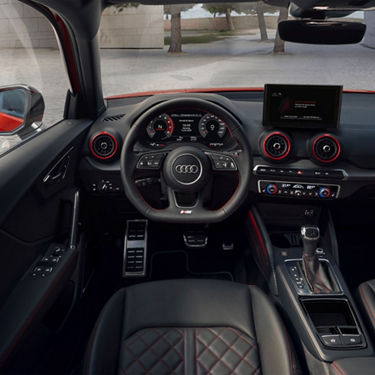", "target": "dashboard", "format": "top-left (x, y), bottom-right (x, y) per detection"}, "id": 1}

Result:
top-left (80, 87), bottom-right (375, 204)
top-left (138, 109), bottom-right (237, 150)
